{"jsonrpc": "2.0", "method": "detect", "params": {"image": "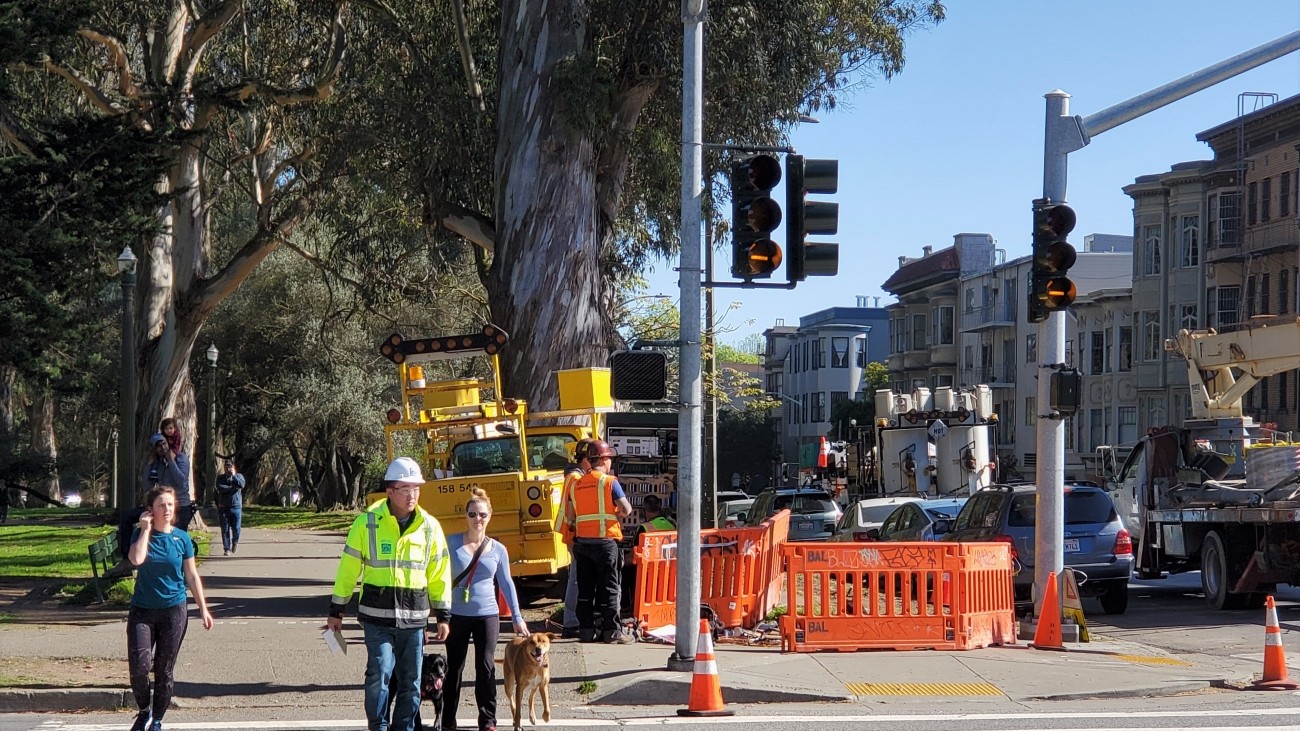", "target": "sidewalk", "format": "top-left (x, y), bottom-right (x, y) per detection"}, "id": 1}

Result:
top-left (0, 526), bottom-right (1272, 714)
